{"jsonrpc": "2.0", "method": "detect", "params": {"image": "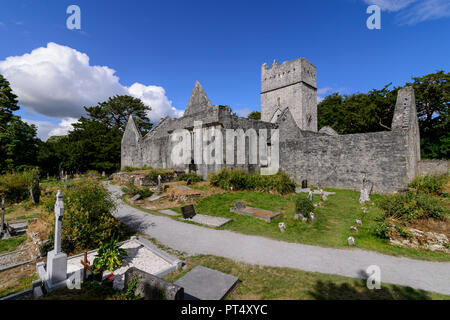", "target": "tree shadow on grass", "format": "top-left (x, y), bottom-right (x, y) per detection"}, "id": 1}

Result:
top-left (308, 278), bottom-right (432, 300)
